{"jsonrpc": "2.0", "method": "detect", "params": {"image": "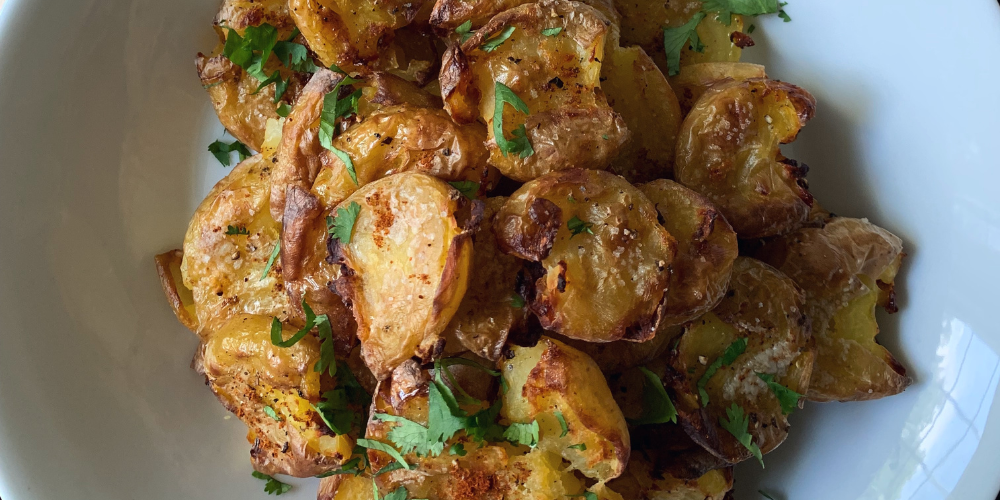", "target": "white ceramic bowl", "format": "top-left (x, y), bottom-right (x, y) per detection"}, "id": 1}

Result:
top-left (1, 1), bottom-right (999, 499)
